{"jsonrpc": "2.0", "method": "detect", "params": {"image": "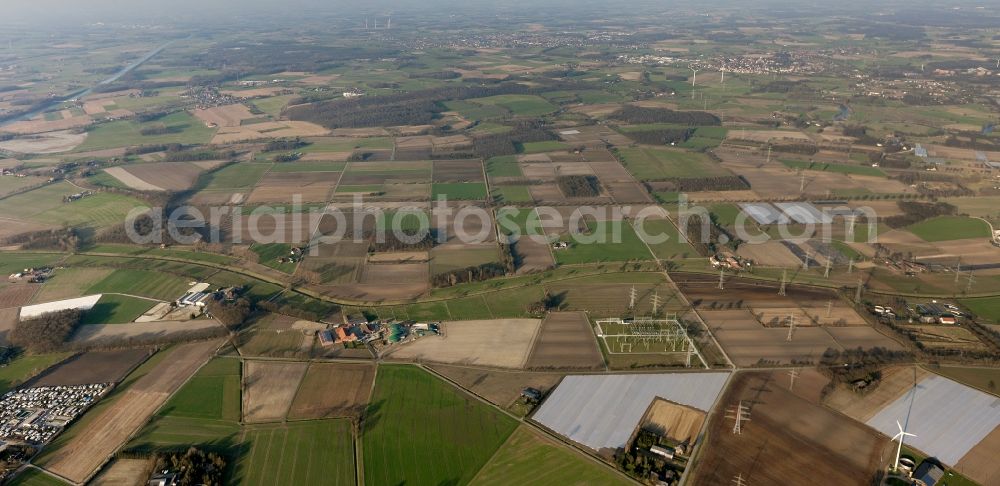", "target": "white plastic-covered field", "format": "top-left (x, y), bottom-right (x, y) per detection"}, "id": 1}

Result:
top-left (866, 374), bottom-right (1000, 466)
top-left (19, 294), bottom-right (102, 320)
top-left (533, 373), bottom-right (730, 451)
